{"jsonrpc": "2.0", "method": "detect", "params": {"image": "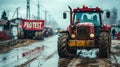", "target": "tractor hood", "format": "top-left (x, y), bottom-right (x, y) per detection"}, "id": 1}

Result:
top-left (76, 22), bottom-right (95, 40)
top-left (76, 22), bottom-right (94, 27)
